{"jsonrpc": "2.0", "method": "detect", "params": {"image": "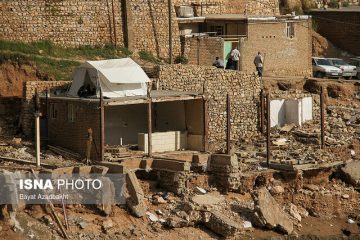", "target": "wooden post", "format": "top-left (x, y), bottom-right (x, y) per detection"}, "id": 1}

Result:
top-left (168, 0), bottom-right (173, 64)
top-left (100, 91), bottom-right (105, 162)
top-left (226, 94), bottom-right (231, 155)
top-left (260, 89), bottom-right (265, 134)
top-left (147, 99), bottom-right (152, 157)
top-left (266, 93), bottom-right (271, 166)
top-left (35, 112), bottom-right (41, 167)
top-left (203, 98), bottom-right (209, 152)
top-left (35, 90), bottom-right (41, 167)
top-left (320, 86), bottom-right (325, 149)
top-left (86, 128), bottom-right (93, 164)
